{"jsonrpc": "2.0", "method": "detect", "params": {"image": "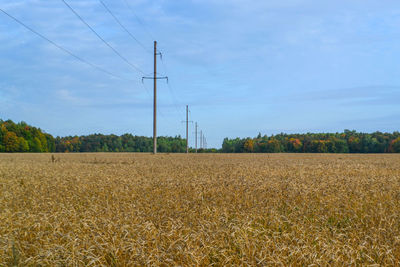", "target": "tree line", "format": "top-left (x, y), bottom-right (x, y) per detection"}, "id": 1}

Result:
top-left (222, 131), bottom-right (400, 153)
top-left (0, 120), bottom-right (55, 152)
top-left (0, 119), bottom-right (186, 153)
top-left (1, 119), bottom-right (400, 153)
top-left (55, 134), bottom-right (186, 153)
